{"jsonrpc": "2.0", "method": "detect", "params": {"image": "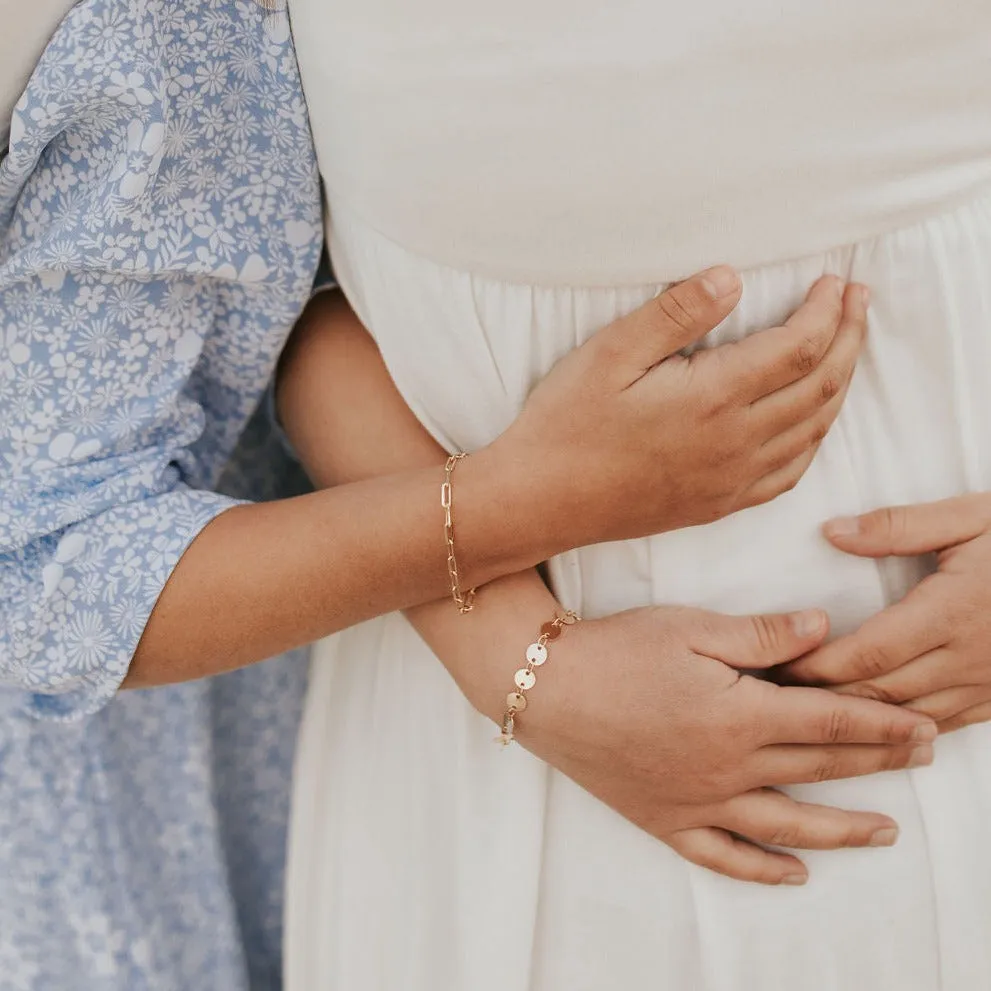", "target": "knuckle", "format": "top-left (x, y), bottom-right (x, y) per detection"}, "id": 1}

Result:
top-left (749, 614), bottom-right (782, 653)
top-left (700, 379), bottom-right (734, 417)
top-left (818, 367), bottom-right (842, 402)
top-left (864, 505), bottom-right (904, 542)
top-left (699, 760), bottom-right (739, 798)
top-left (728, 706), bottom-right (765, 750)
top-left (823, 707), bottom-right (852, 744)
top-left (793, 336), bottom-right (822, 375)
top-left (806, 419), bottom-right (828, 446)
top-left (855, 644), bottom-right (891, 680)
top-left (877, 717), bottom-right (906, 743)
top-left (766, 823), bottom-right (804, 848)
top-left (656, 286), bottom-right (707, 333)
top-left (812, 755), bottom-right (841, 783)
